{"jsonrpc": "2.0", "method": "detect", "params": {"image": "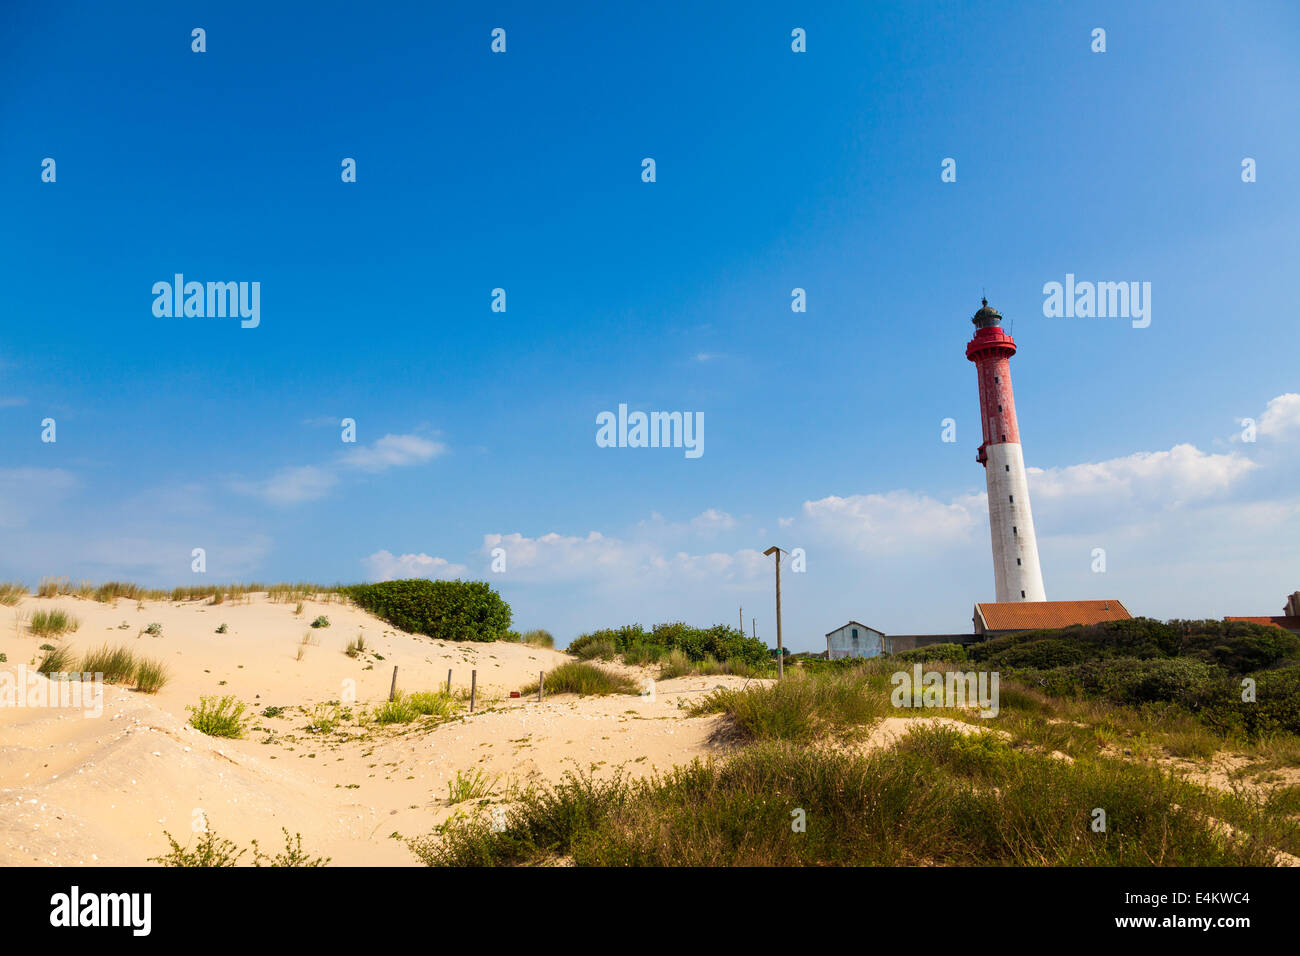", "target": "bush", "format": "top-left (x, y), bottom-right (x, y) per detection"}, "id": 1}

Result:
top-left (0, 582), bottom-right (25, 606)
top-left (568, 622), bottom-right (769, 667)
top-left (310, 615), bottom-right (330, 628)
top-left (343, 579), bottom-right (512, 642)
top-left (189, 696), bottom-right (248, 738)
top-left (896, 642), bottom-right (968, 664)
top-left (525, 661), bottom-right (638, 697)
